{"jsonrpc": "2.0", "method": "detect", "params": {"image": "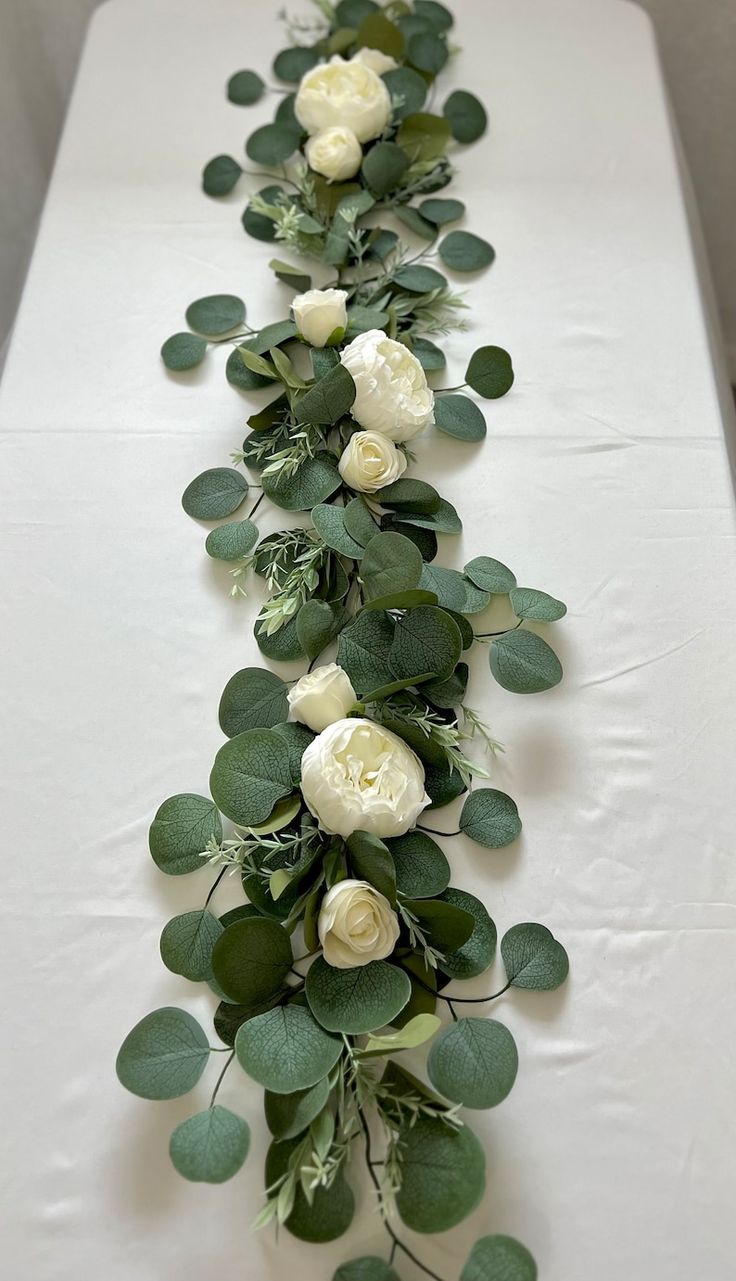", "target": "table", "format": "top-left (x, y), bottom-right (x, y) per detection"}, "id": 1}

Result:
top-left (2, 1), bottom-right (735, 1277)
